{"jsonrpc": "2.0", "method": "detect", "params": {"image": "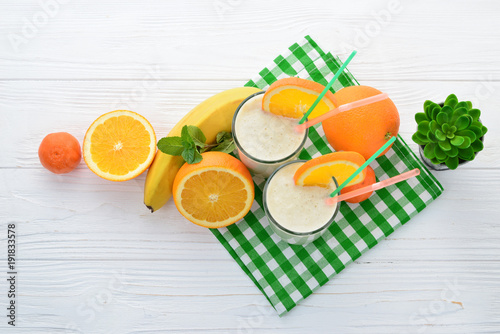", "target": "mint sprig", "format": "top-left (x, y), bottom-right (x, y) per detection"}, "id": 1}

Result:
top-left (157, 125), bottom-right (235, 164)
